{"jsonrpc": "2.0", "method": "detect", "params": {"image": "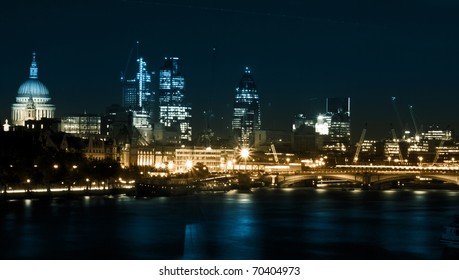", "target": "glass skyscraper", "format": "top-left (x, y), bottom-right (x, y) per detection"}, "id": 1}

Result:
top-left (231, 67), bottom-right (261, 146)
top-left (121, 57), bottom-right (154, 127)
top-left (157, 57), bottom-right (192, 142)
